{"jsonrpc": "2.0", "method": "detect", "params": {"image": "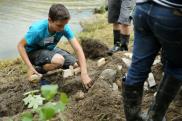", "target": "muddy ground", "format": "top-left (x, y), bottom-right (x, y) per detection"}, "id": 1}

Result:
top-left (0, 40), bottom-right (181, 121)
